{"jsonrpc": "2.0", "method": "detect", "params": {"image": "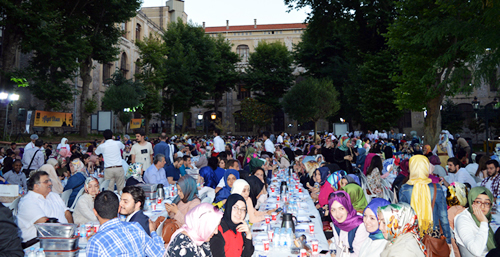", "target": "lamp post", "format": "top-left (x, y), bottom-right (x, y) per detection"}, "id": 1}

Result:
top-left (0, 92), bottom-right (20, 139)
top-left (197, 112), bottom-right (203, 133)
top-left (472, 96), bottom-right (499, 155)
